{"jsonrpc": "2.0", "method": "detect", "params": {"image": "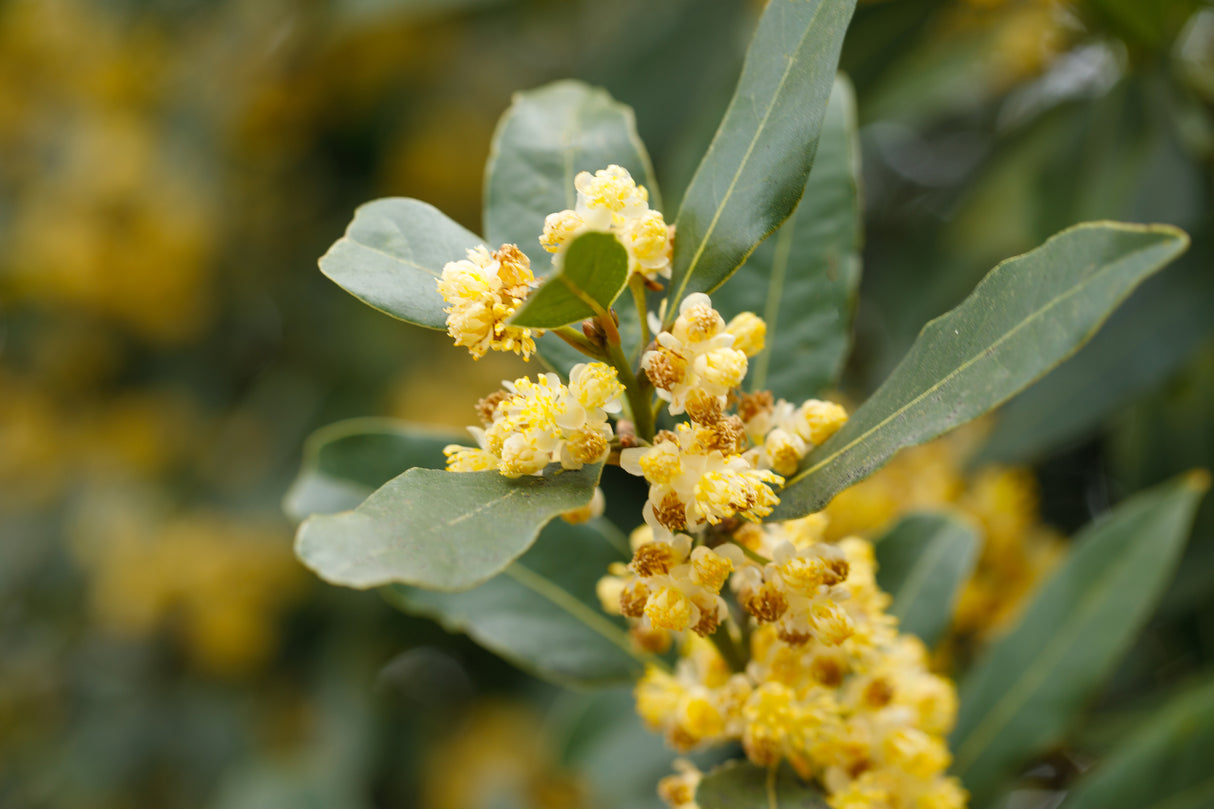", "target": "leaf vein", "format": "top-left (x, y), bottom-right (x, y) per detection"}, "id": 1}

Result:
top-left (786, 240), bottom-right (1170, 490)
